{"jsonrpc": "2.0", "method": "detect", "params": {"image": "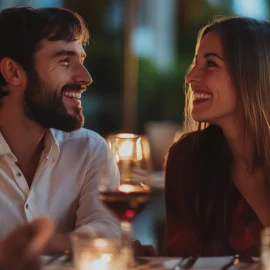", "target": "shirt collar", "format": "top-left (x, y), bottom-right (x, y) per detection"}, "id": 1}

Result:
top-left (0, 129), bottom-right (60, 162)
top-left (0, 132), bottom-right (17, 161)
top-left (44, 129), bottom-right (60, 161)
